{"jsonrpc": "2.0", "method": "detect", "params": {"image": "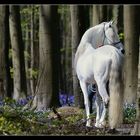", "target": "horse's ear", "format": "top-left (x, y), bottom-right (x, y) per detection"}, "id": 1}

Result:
top-left (110, 20), bottom-right (114, 25)
top-left (111, 18), bottom-right (117, 25)
top-left (108, 20), bottom-right (113, 27)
